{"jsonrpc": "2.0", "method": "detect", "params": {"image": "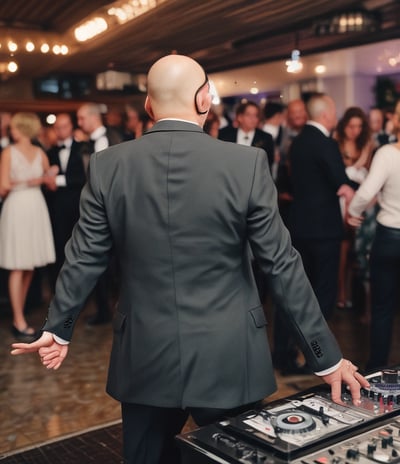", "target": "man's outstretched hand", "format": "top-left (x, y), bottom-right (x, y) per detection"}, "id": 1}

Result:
top-left (322, 358), bottom-right (370, 405)
top-left (11, 331), bottom-right (69, 370)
